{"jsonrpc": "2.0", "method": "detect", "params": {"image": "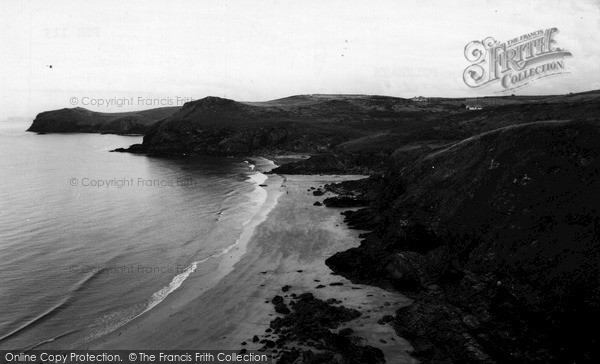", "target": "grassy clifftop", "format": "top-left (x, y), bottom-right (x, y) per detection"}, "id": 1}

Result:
top-left (273, 91), bottom-right (600, 174)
